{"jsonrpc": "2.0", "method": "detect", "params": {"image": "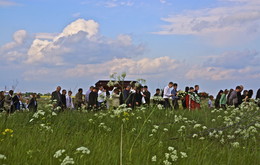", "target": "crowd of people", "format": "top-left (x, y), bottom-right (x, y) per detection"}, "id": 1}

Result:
top-left (208, 85), bottom-right (259, 109)
top-left (0, 90), bottom-right (37, 113)
top-left (0, 83), bottom-right (259, 113)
